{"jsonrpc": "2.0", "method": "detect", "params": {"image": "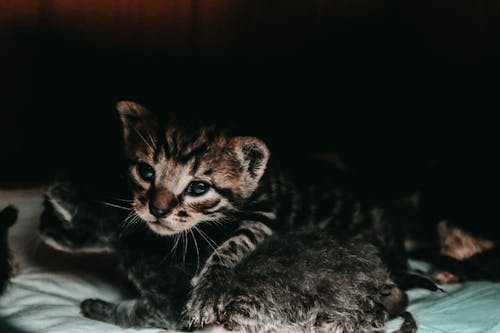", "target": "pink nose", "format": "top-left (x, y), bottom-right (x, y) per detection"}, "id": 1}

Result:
top-left (149, 204), bottom-right (170, 218)
top-left (149, 190), bottom-right (176, 218)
